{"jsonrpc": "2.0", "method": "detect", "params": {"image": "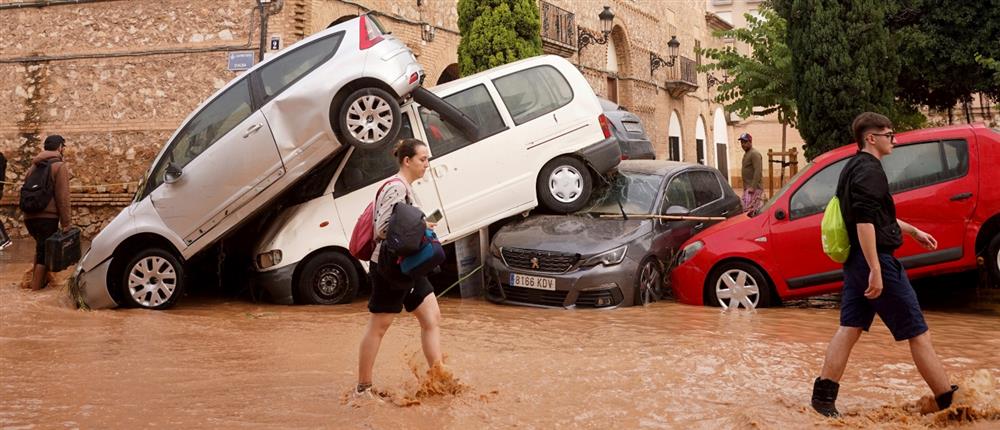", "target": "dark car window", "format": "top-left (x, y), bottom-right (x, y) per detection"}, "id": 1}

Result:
top-left (789, 158), bottom-right (849, 219)
top-left (258, 32), bottom-right (344, 103)
top-left (884, 140), bottom-right (968, 194)
top-left (578, 171), bottom-right (661, 215)
top-left (493, 65), bottom-right (573, 125)
top-left (334, 112), bottom-right (415, 197)
top-left (418, 84), bottom-right (506, 158)
top-left (145, 79), bottom-right (253, 195)
top-left (690, 170), bottom-right (724, 208)
top-left (664, 172), bottom-right (697, 211)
